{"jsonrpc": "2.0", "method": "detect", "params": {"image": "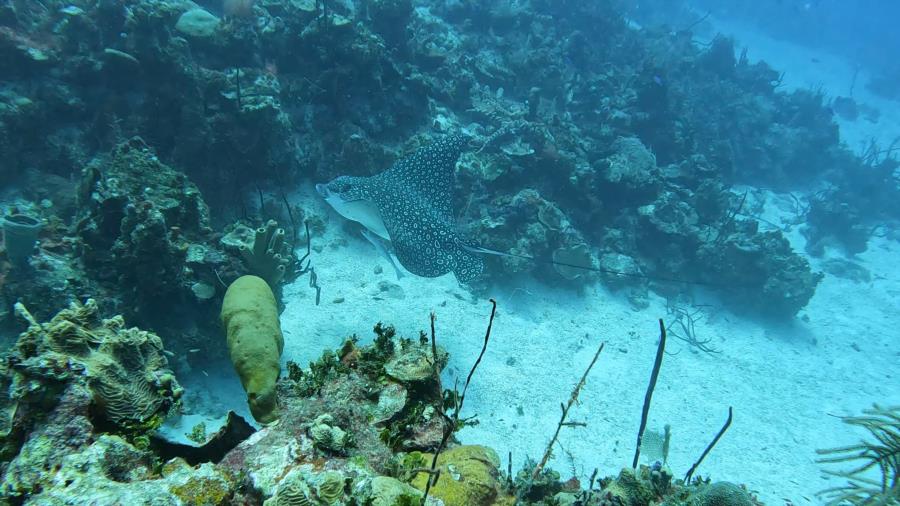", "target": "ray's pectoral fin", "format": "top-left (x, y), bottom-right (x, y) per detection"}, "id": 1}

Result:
top-left (389, 227), bottom-right (450, 278)
top-left (390, 231), bottom-right (484, 283)
top-left (450, 243), bottom-right (485, 283)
